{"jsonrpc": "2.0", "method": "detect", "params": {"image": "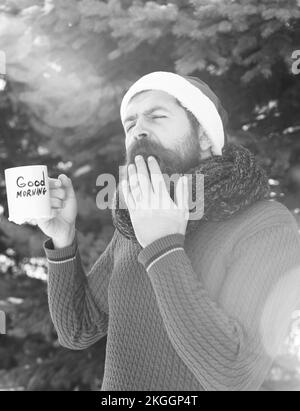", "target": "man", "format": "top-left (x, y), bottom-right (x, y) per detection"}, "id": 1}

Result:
top-left (38, 72), bottom-right (300, 391)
